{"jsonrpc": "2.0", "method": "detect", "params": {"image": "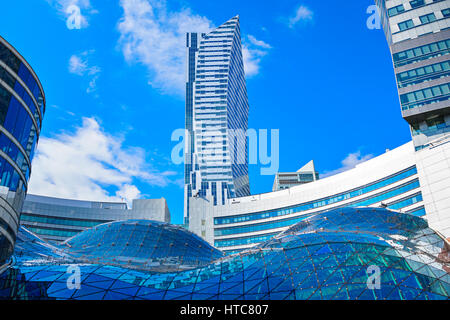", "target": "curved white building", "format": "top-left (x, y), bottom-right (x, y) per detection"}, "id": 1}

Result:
top-left (190, 142), bottom-right (428, 253)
